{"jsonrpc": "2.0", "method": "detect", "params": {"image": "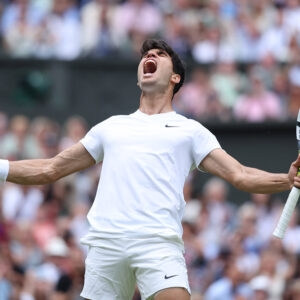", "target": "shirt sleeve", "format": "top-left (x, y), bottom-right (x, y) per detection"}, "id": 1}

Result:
top-left (192, 124), bottom-right (221, 170)
top-left (80, 123), bottom-right (104, 163)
